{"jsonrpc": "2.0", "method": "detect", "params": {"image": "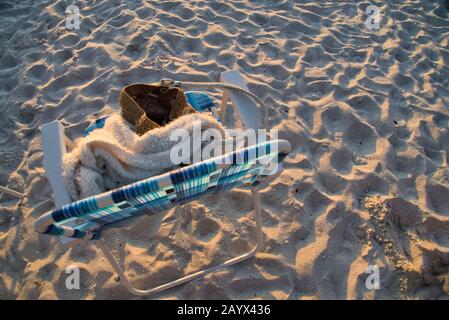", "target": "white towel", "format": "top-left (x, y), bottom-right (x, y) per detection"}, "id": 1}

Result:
top-left (62, 113), bottom-right (227, 201)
